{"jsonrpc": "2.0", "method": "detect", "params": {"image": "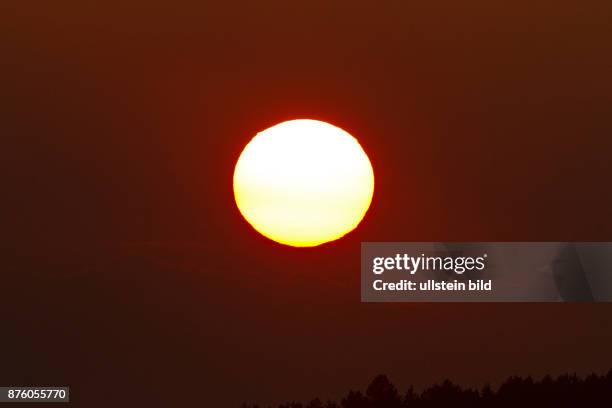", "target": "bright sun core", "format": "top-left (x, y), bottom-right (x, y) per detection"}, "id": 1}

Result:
top-left (233, 119), bottom-right (374, 247)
